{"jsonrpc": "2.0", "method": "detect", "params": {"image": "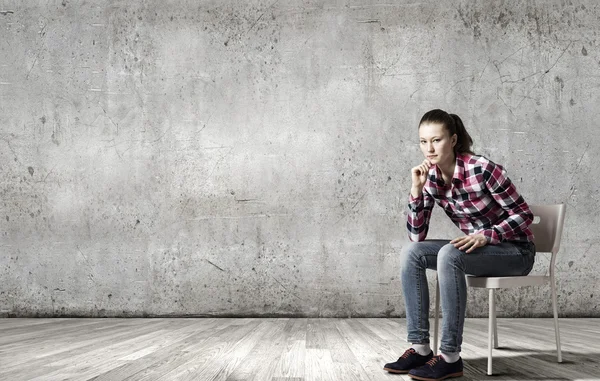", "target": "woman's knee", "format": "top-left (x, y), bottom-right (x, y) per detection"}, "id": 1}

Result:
top-left (400, 241), bottom-right (428, 269)
top-left (437, 243), bottom-right (463, 268)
